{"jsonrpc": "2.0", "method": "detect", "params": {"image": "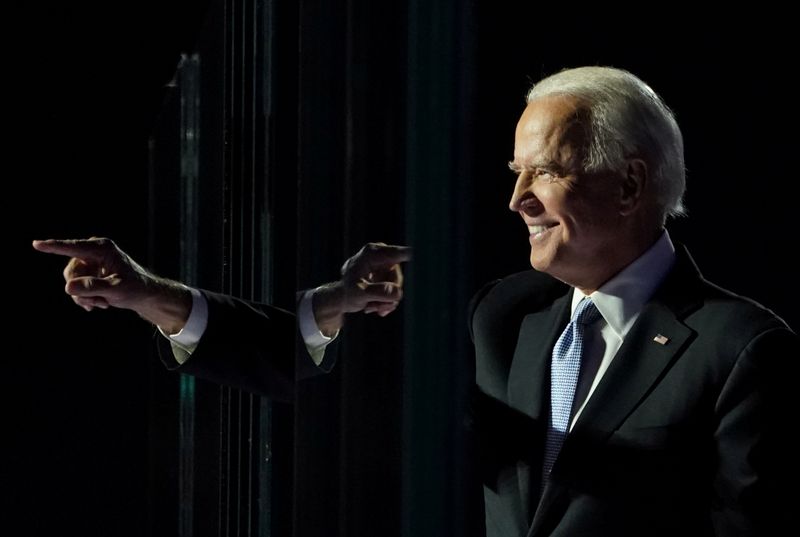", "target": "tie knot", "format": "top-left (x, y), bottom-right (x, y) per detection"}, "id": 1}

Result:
top-left (572, 297), bottom-right (601, 326)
